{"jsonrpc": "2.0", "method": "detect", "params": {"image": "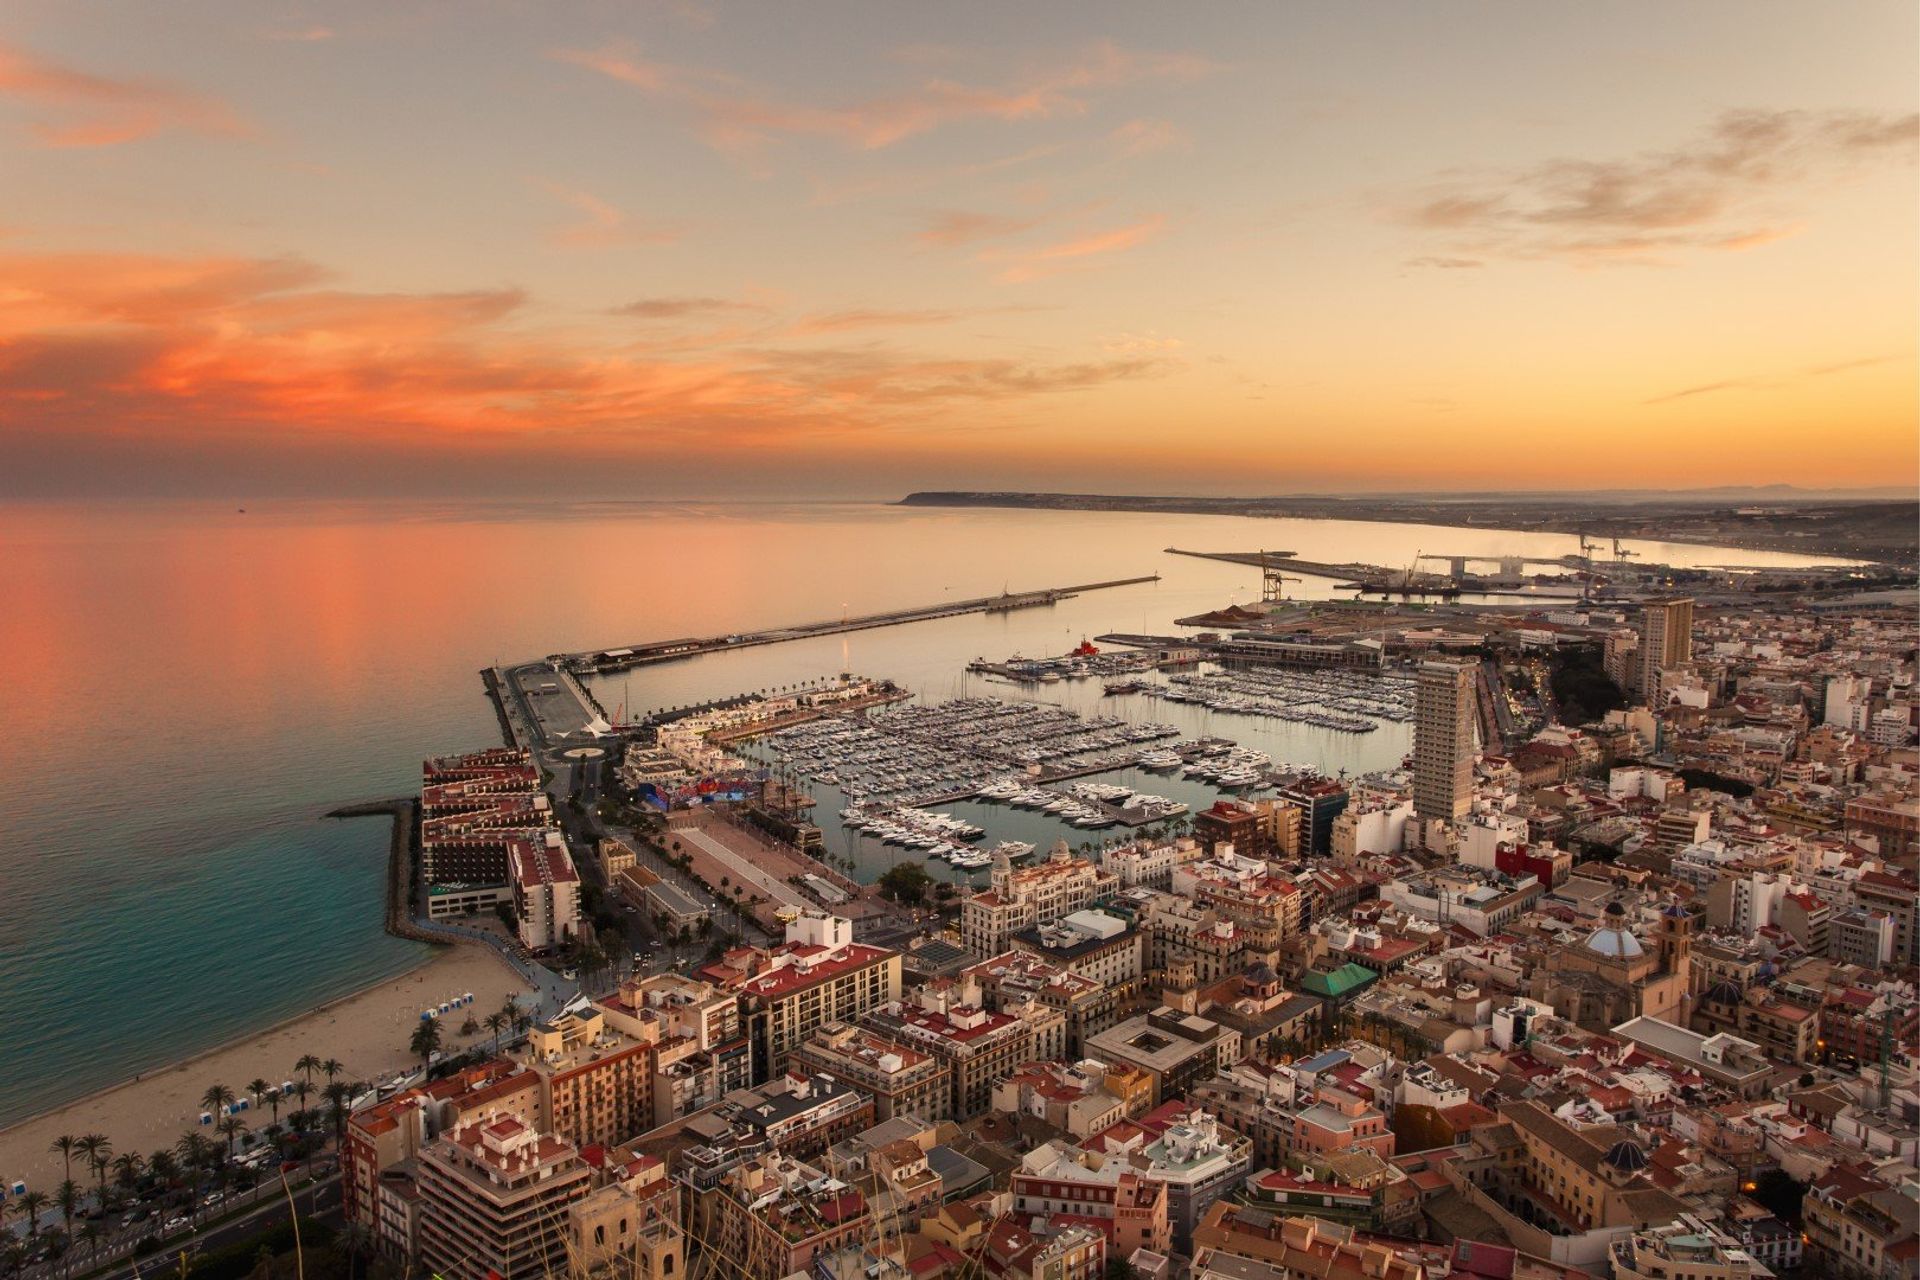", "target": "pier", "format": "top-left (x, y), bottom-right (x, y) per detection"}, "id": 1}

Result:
top-left (567, 574), bottom-right (1161, 674)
